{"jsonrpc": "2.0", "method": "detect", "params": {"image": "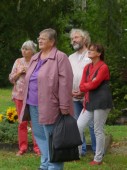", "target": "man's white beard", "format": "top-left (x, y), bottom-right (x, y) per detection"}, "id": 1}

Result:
top-left (73, 44), bottom-right (82, 51)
